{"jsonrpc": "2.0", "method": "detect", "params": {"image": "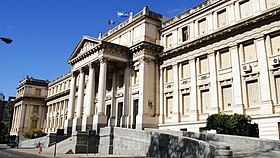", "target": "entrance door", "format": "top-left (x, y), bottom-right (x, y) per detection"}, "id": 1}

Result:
top-left (117, 102), bottom-right (123, 127)
top-left (132, 100), bottom-right (138, 129)
top-left (106, 104), bottom-right (111, 125)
